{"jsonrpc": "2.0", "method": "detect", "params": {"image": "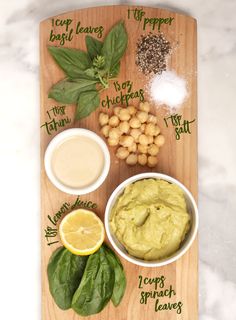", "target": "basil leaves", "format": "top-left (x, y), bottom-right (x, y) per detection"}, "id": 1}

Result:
top-left (48, 47), bottom-right (91, 79)
top-left (48, 21), bottom-right (128, 120)
top-left (47, 245), bottom-right (126, 316)
top-left (101, 21), bottom-right (128, 74)
top-left (85, 36), bottom-right (103, 60)
top-left (48, 79), bottom-right (97, 104)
